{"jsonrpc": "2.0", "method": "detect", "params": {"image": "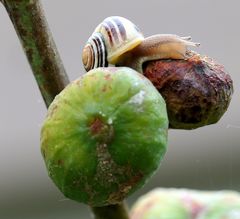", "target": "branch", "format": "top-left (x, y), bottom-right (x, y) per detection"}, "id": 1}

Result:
top-left (2, 0), bottom-right (69, 107)
top-left (1, 1), bottom-right (130, 218)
